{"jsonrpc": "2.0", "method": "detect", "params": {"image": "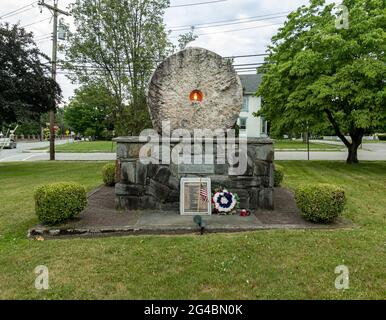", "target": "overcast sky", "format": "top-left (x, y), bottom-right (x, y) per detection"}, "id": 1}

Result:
top-left (1, 0), bottom-right (336, 103)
